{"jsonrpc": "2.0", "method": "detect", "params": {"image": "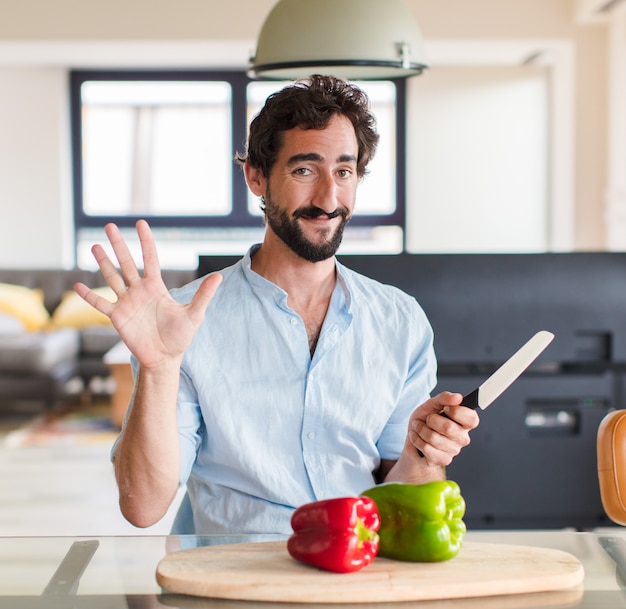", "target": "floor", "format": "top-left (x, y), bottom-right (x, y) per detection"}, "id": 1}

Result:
top-left (0, 396), bottom-right (183, 537)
